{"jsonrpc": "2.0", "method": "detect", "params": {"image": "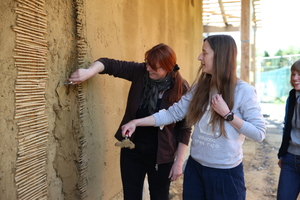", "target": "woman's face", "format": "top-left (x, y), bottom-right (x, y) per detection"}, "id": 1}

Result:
top-left (146, 62), bottom-right (168, 80)
top-left (291, 70), bottom-right (300, 90)
top-left (198, 40), bottom-right (214, 75)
